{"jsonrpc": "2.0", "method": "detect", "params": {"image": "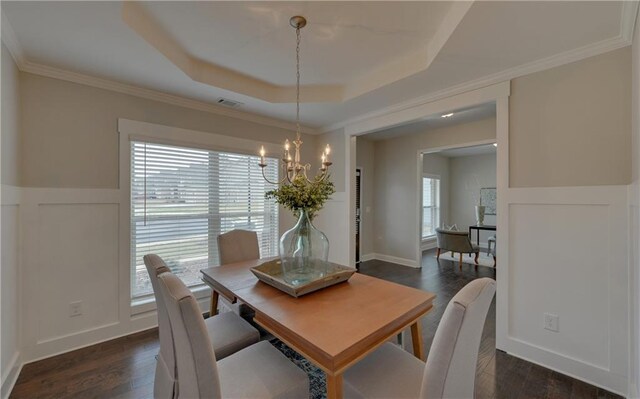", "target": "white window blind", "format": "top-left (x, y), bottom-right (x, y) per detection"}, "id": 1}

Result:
top-left (130, 141), bottom-right (279, 300)
top-left (422, 177), bottom-right (440, 238)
